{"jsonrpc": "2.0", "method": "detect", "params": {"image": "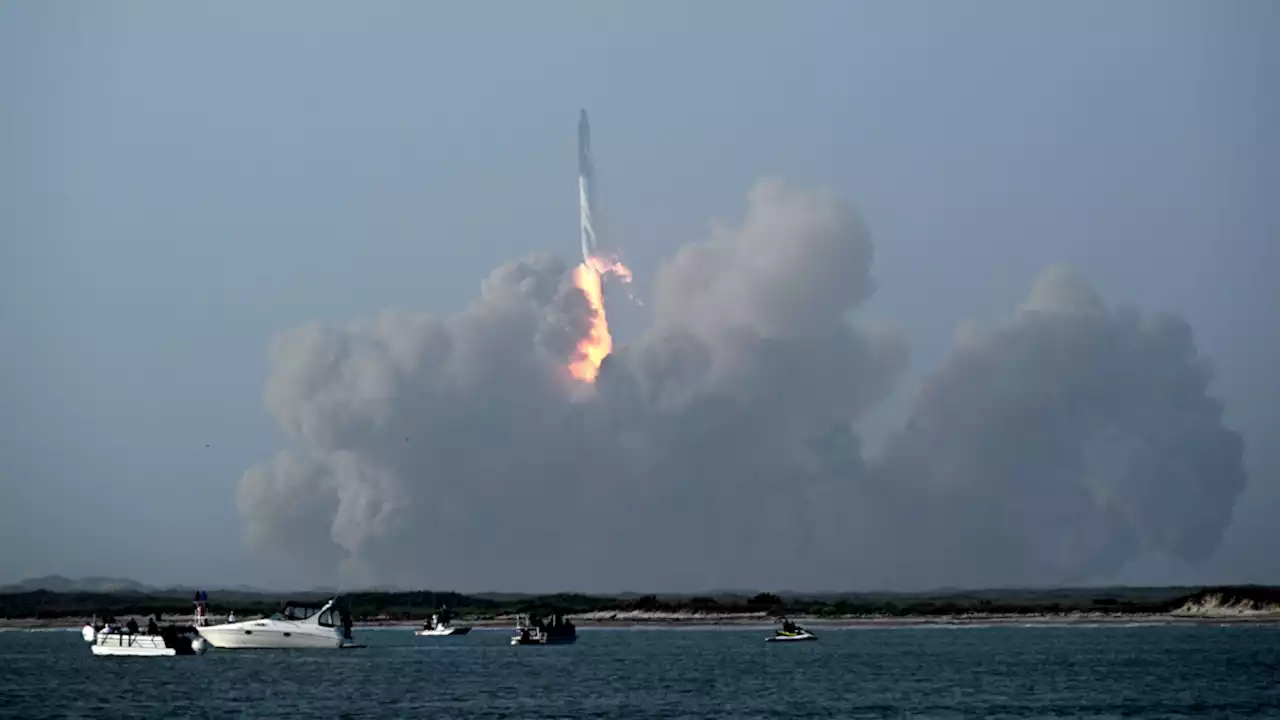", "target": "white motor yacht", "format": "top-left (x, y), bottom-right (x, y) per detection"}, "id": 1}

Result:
top-left (195, 595), bottom-right (358, 649)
